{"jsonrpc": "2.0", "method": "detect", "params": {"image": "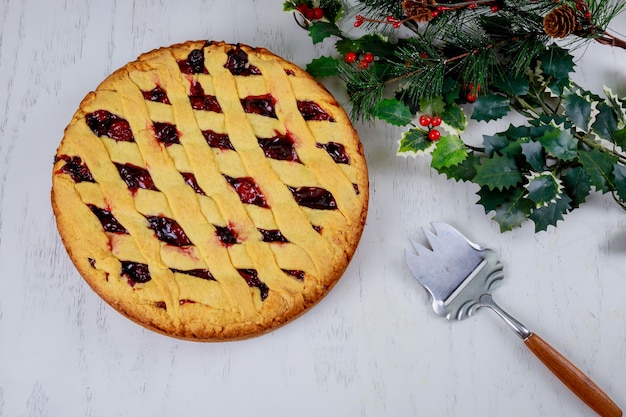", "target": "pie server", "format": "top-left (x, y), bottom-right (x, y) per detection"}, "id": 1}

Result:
top-left (404, 222), bottom-right (622, 417)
